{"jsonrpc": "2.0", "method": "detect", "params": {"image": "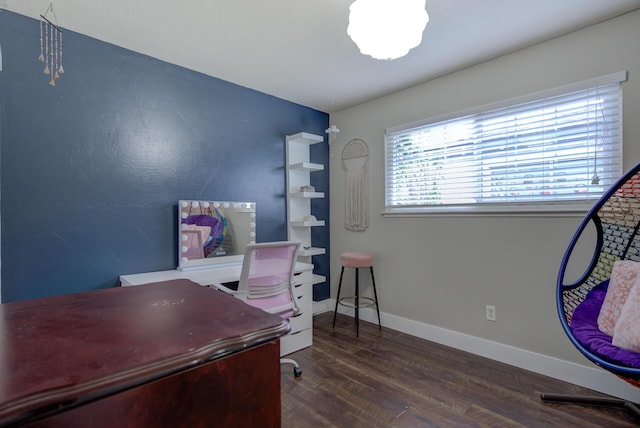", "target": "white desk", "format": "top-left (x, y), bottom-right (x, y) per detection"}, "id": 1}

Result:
top-left (120, 262), bottom-right (314, 356)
